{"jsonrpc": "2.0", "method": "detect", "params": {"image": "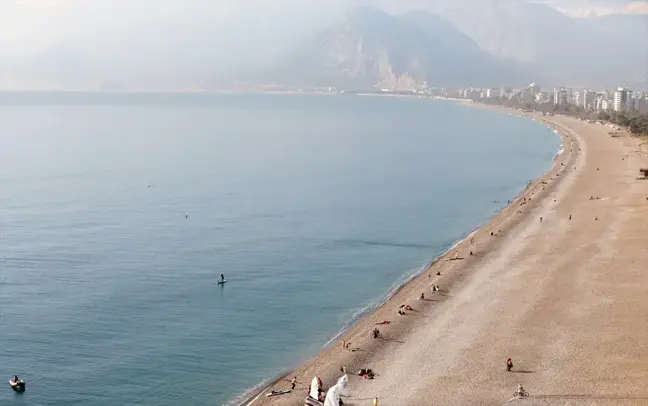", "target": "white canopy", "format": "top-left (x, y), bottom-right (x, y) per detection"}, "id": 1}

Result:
top-left (336, 374), bottom-right (349, 397)
top-left (323, 374), bottom-right (349, 406)
top-left (323, 385), bottom-right (340, 406)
